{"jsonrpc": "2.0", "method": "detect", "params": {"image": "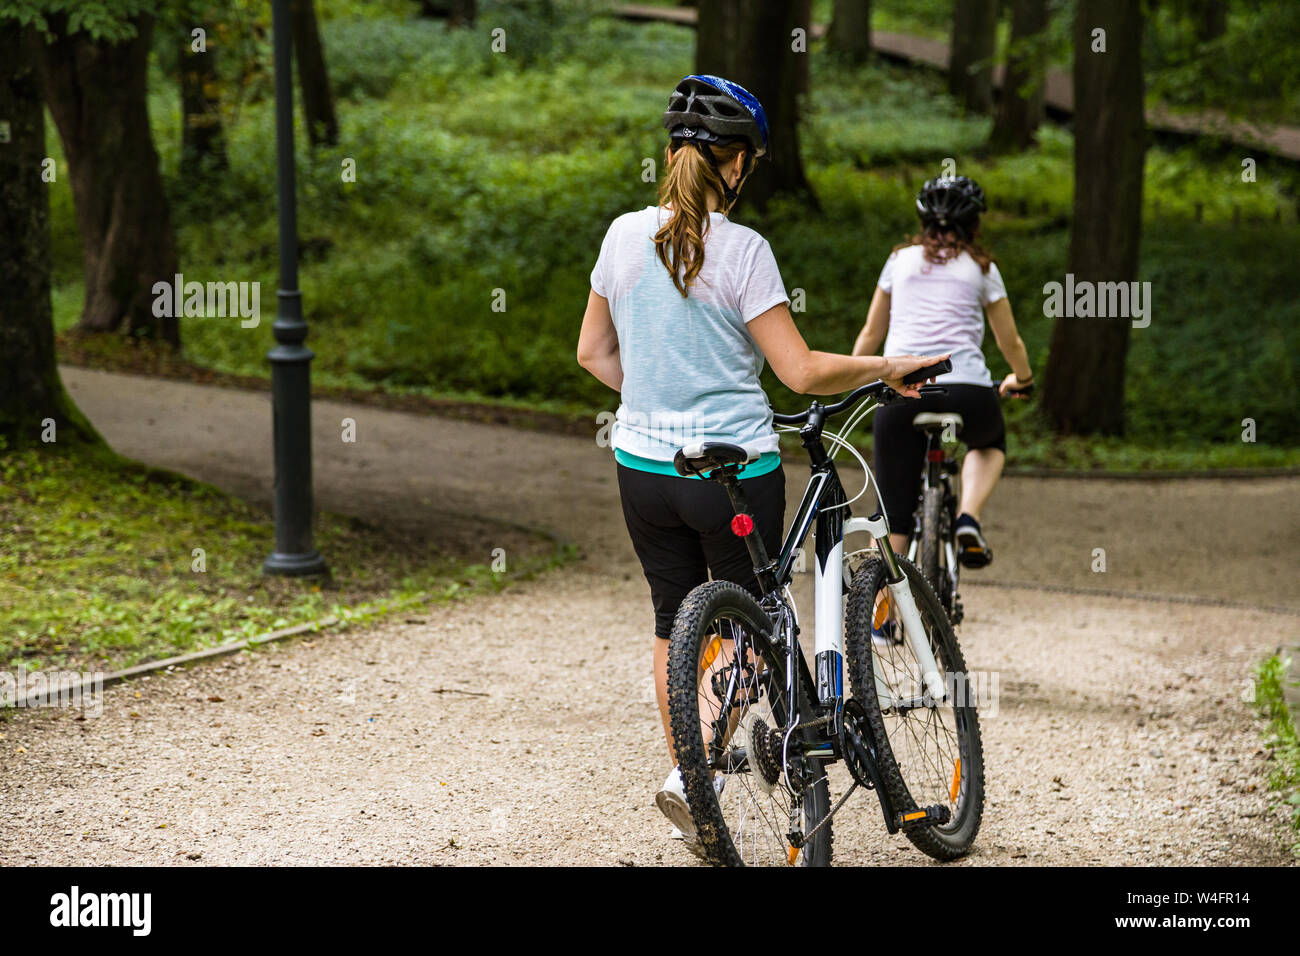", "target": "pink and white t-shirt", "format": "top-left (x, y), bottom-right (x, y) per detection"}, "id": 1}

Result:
top-left (877, 245), bottom-right (1007, 387)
